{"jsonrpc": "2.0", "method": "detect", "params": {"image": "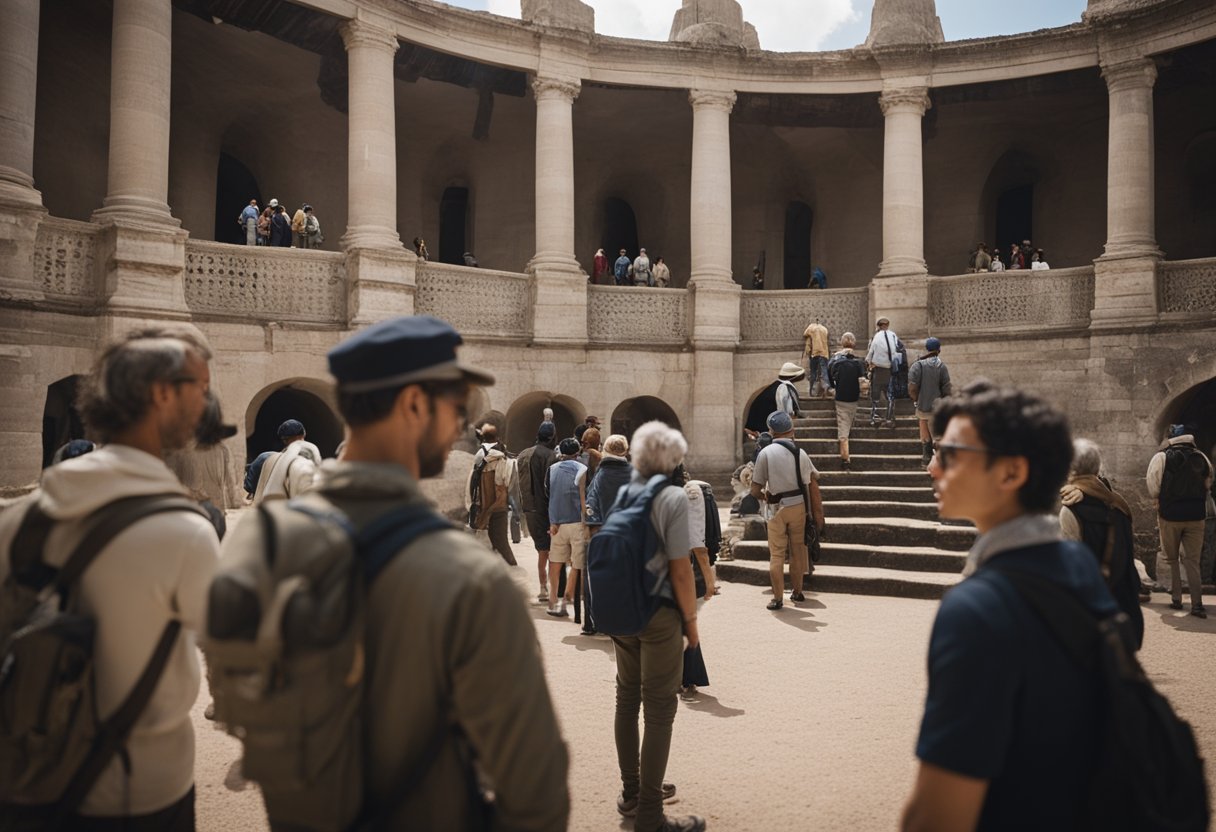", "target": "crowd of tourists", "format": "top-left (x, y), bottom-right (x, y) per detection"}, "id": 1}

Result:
top-left (2, 310), bottom-right (1213, 832)
top-left (968, 238), bottom-right (1049, 272)
top-left (237, 197), bottom-right (323, 248)
top-left (592, 247), bottom-right (673, 287)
